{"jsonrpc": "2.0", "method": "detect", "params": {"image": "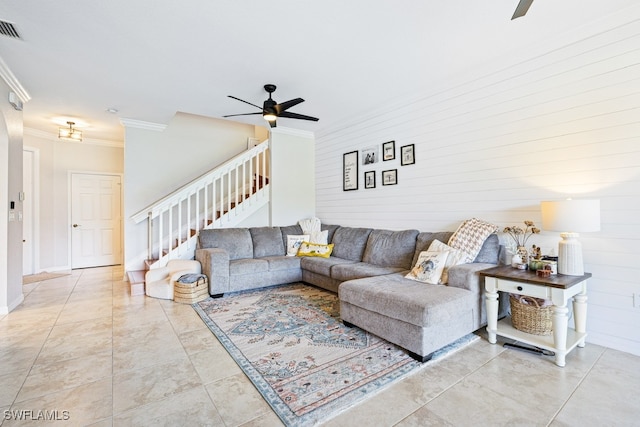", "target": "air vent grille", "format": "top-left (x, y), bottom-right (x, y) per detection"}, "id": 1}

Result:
top-left (0, 20), bottom-right (20, 39)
